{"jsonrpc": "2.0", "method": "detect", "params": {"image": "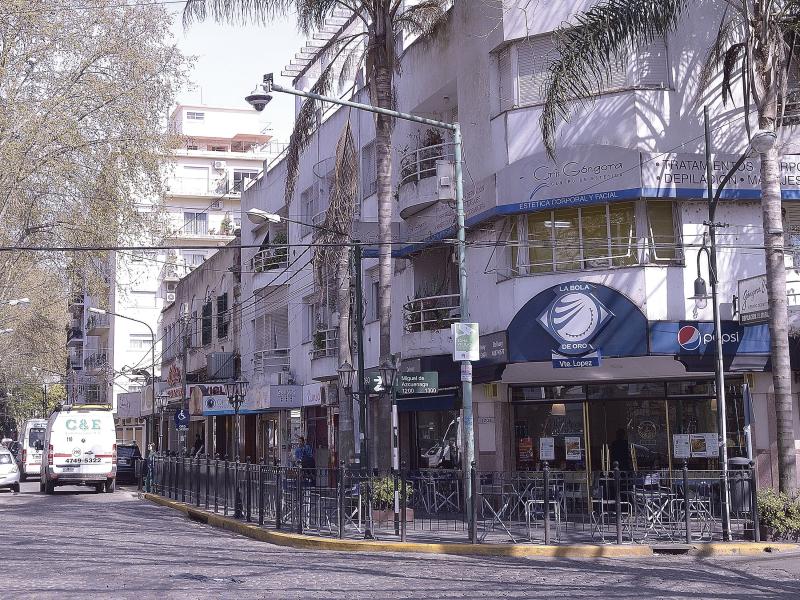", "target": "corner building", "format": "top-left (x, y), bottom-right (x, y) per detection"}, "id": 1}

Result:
top-left (240, 1), bottom-right (800, 487)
